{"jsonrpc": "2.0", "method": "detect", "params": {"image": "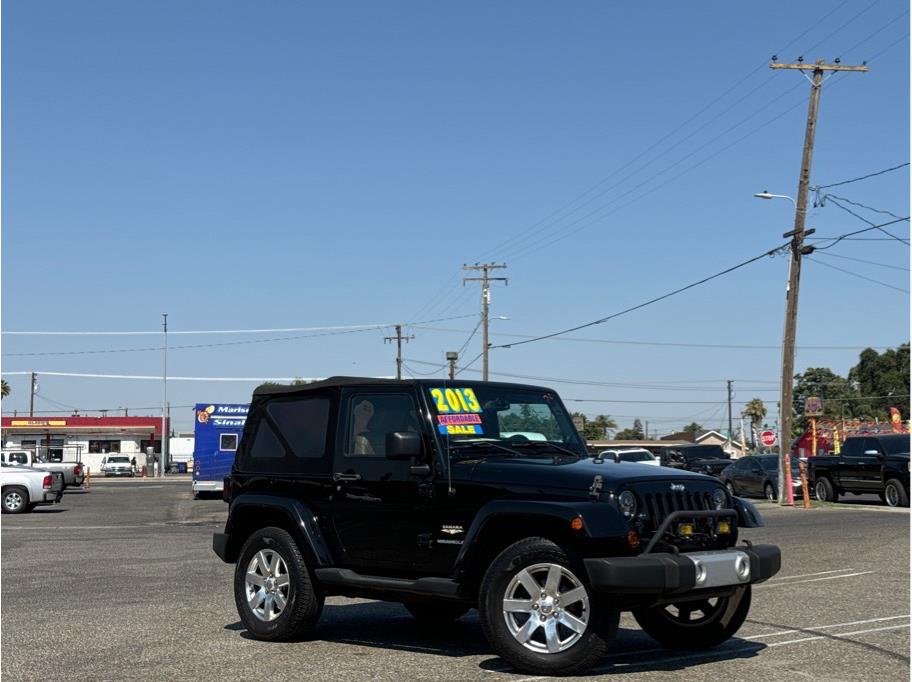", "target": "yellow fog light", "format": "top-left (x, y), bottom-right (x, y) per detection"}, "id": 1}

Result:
top-left (678, 523), bottom-right (695, 537)
top-left (717, 520), bottom-right (731, 534)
